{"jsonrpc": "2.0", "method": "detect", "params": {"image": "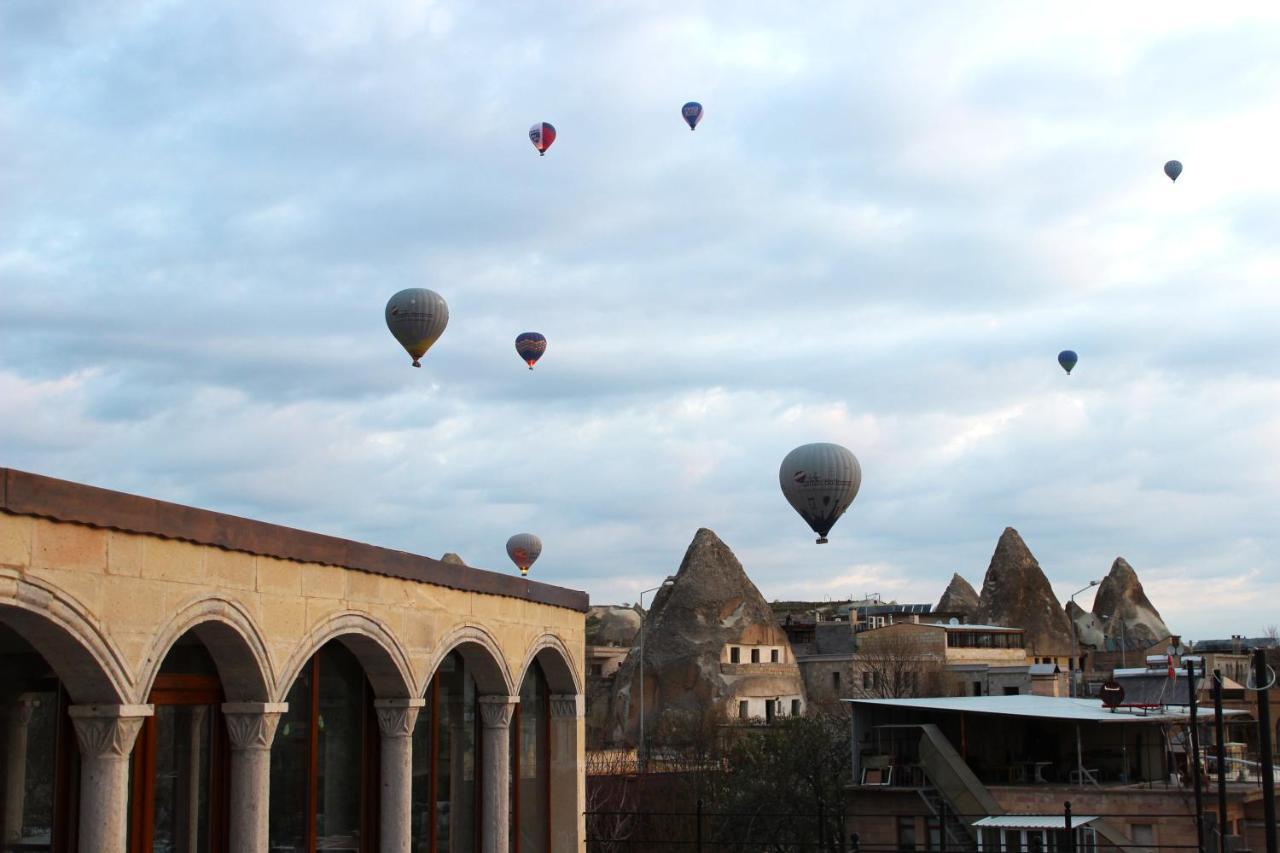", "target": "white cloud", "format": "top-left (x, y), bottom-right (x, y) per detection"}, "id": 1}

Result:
top-left (3, 1), bottom-right (1280, 641)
